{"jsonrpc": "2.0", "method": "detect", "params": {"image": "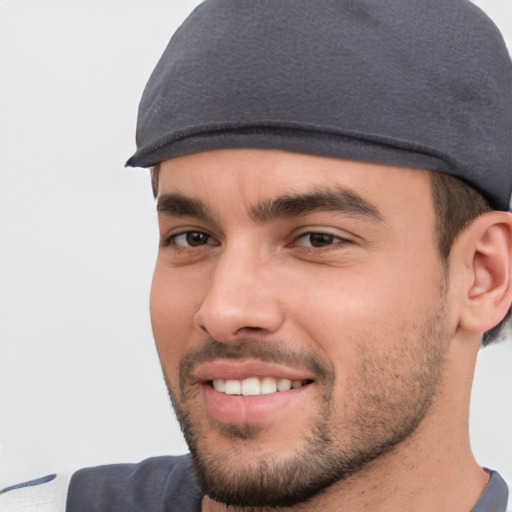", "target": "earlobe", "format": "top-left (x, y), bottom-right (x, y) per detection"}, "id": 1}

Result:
top-left (458, 211), bottom-right (512, 334)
